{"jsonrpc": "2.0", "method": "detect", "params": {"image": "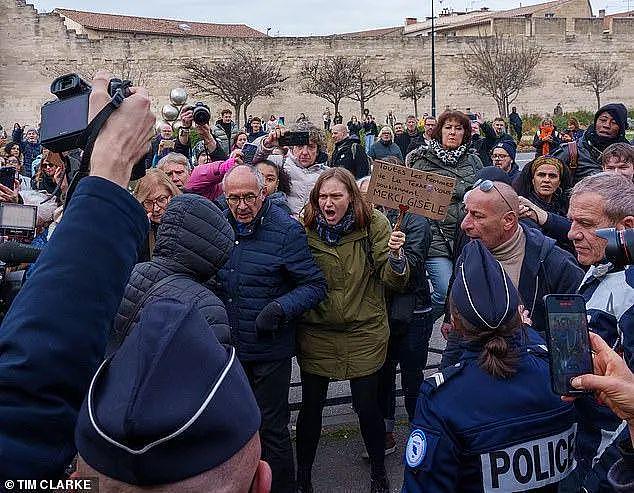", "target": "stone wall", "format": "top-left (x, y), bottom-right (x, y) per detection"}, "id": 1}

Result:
top-left (2, 0), bottom-right (633, 128)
